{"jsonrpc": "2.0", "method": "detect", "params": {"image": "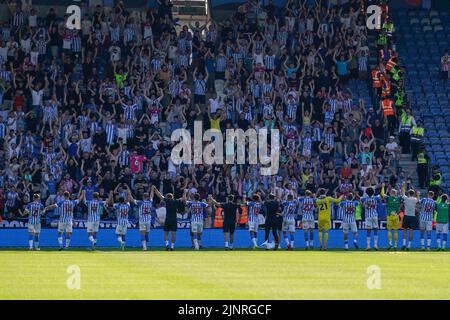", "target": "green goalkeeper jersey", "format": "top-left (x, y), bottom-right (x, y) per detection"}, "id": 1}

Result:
top-left (386, 196), bottom-right (401, 216)
top-left (435, 202), bottom-right (449, 224)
